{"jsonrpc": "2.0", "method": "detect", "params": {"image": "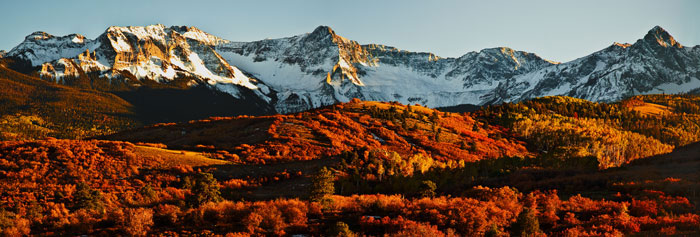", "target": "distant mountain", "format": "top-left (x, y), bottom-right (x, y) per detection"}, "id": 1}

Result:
top-left (5, 25), bottom-right (699, 114)
top-left (486, 26), bottom-right (700, 104)
top-left (5, 25), bottom-right (275, 122)
top-left (216, 26), bottom-right (555, 112)
top-left (7, 25), bottom-right (269, 99)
